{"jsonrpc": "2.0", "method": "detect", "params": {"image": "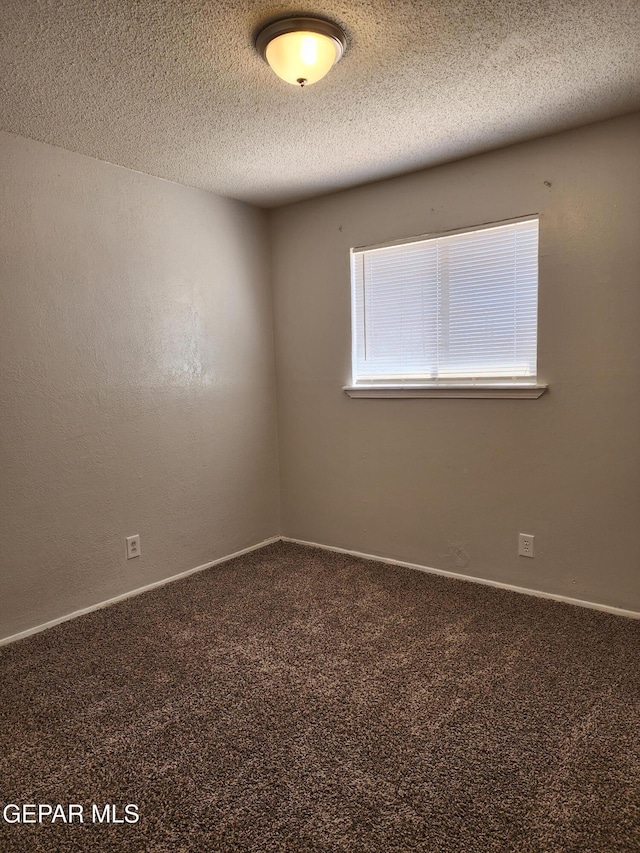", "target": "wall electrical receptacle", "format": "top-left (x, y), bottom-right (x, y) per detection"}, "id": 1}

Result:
top-left (126, 535), bottom-right (141, 559)
top-left (518, 533), bottom-right (534, 558)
